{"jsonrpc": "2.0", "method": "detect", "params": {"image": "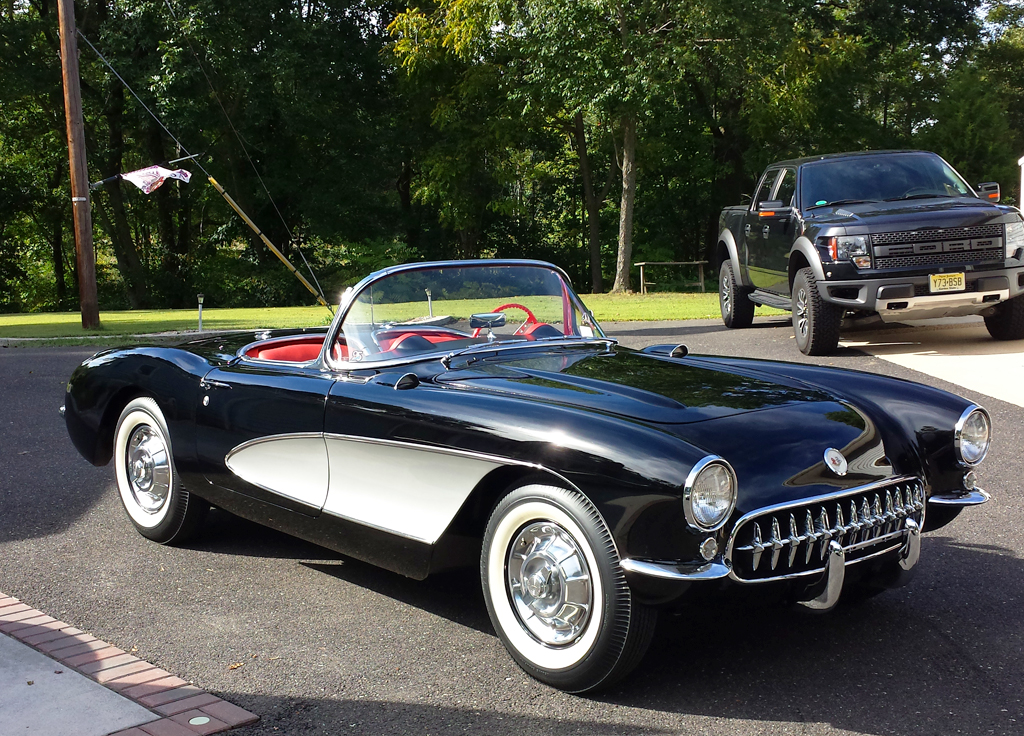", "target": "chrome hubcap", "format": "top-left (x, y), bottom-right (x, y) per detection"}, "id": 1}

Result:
top-left (794, 287), bottom-right (809, 339)
top-left (126, 425), bottom-right (171, 514)
top-left (506, 521), bottom-right (592, 646)
top-left (721, 274), bottom-right (732, 315)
